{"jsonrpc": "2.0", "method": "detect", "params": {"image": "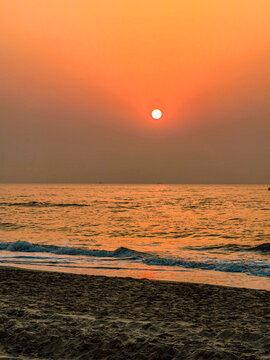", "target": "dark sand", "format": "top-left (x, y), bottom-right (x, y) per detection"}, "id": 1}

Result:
top-left (0, 268), bottom-right (269, 360)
